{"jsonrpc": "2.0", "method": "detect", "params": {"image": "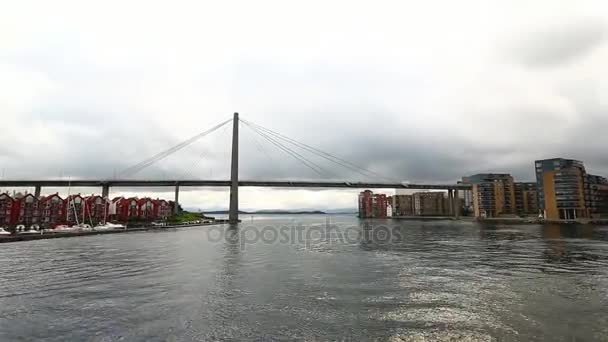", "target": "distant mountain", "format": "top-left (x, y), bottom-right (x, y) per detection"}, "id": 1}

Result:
top-left (203, 210), bottom-right (248, 214)
top-left (203, 209), bottom-right (328, 215)
top-left (324, 208), bottom-right (358, 214)
top-left (253, 209), bottom-right (326, 214)
top-left (200, 208), bottom-right (358, 214)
